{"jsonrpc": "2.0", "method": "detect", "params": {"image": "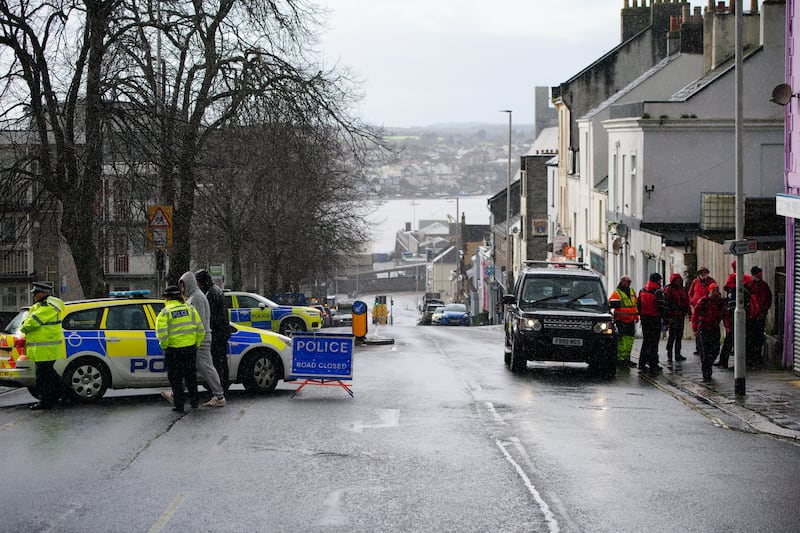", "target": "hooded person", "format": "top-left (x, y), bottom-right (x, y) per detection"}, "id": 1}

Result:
top-left (688, 266), bottom-right (716, 355)
top-left (664, 273), bottom-right (690, 363)
top-left (637, 273), bottom-right (666, 376)
top-left (692, 283), bottom-right (730, 381)
top-left (179, 271), bottom-right (226, 407)
top-left (745, 266), bottom-right (772, 366)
